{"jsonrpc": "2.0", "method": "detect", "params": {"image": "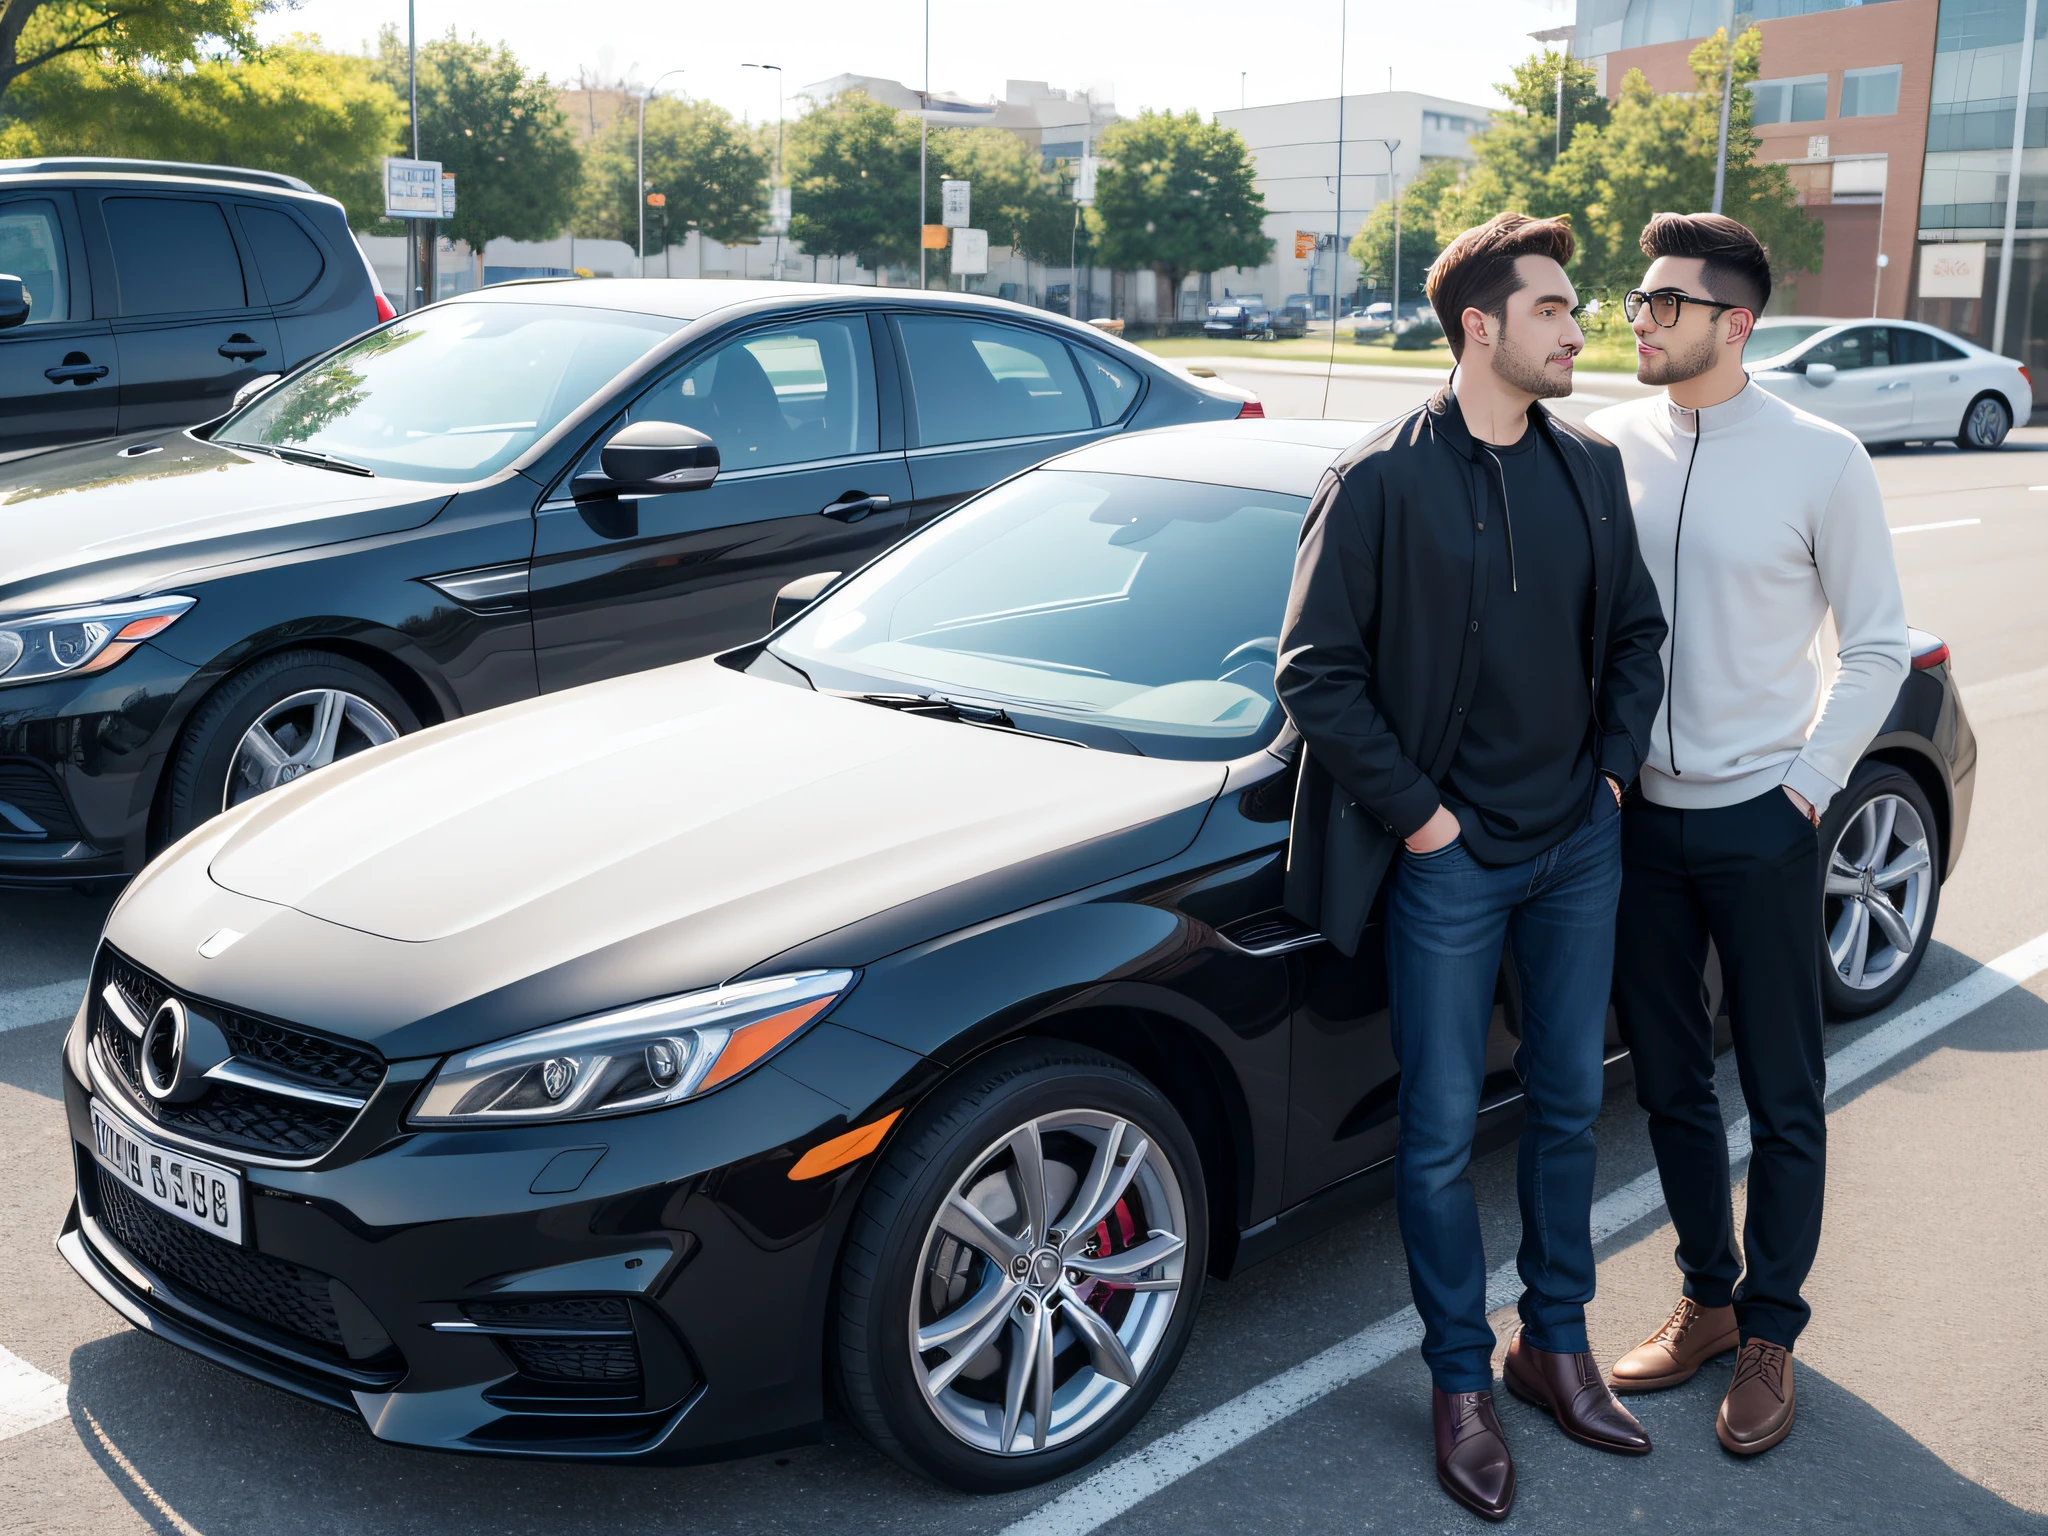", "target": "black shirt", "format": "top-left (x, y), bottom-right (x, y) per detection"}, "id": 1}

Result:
top-left (1439, 421), bottom-right (1598, 862)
